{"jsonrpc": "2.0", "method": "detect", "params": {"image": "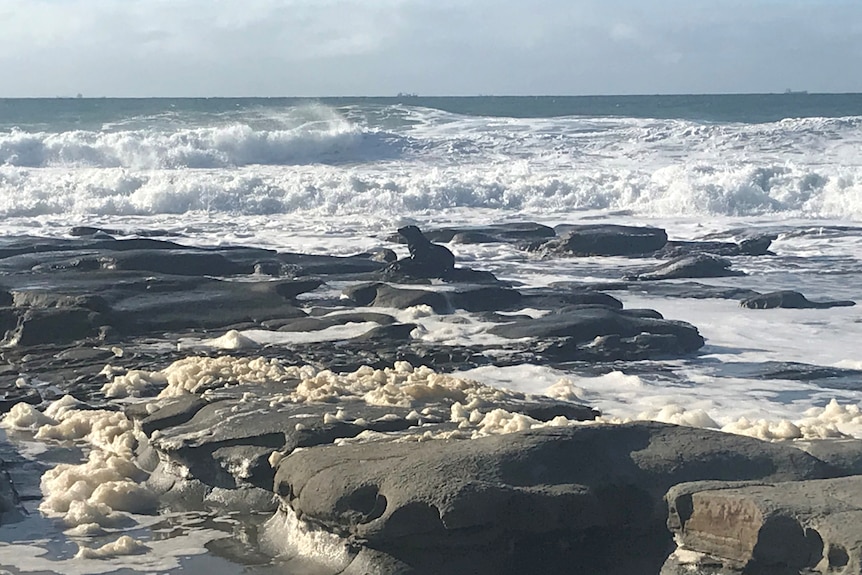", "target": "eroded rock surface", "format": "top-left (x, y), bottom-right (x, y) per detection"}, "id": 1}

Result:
top-left (740, 290), bottom-right (856, 309)
top-left (665, 476), bottom-right (862, 575)
top-left (271, 422), bottom-right (833, 575)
